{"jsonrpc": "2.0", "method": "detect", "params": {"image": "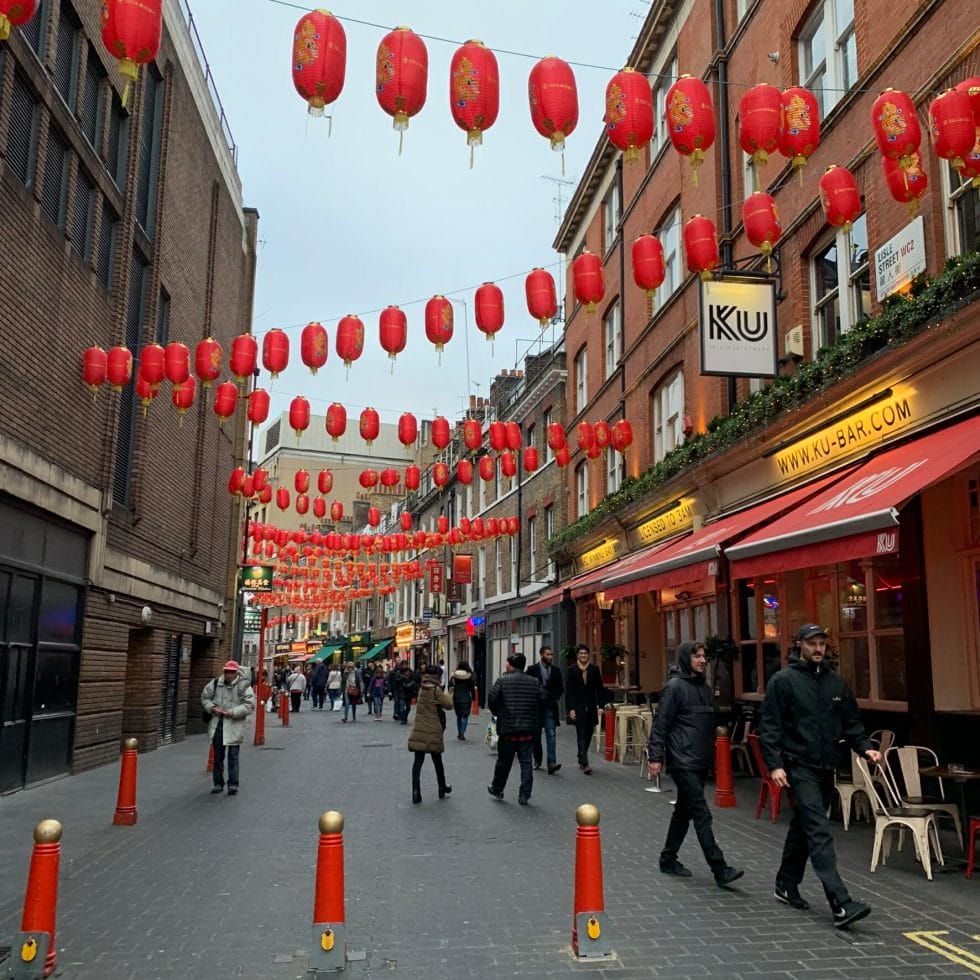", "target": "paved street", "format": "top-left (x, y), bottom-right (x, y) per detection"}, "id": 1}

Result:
top-left (1, 704), bottom-right (978, 979)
